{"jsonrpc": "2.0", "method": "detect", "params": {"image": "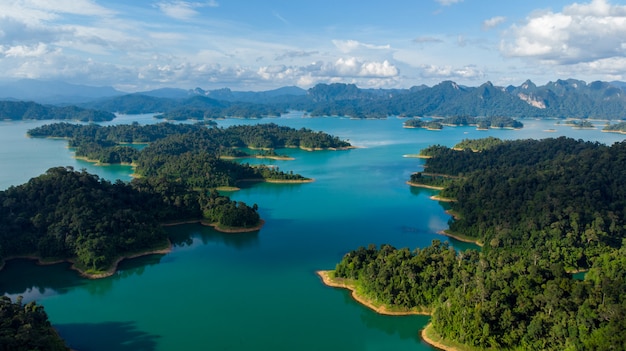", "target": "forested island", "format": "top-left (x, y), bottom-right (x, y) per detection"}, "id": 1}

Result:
top-left (324, 137), bottom-right (626, 350)
top-left (0, 167), bottom-right (261, 277)
top-left (603, 121), bottom-right (626, 134)
top-left (403, 116), bottom-right (523, 130)
top-left (0, 101), bottom-right (114, 122)
top-left (28, 122), bottom-right (351, 188)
